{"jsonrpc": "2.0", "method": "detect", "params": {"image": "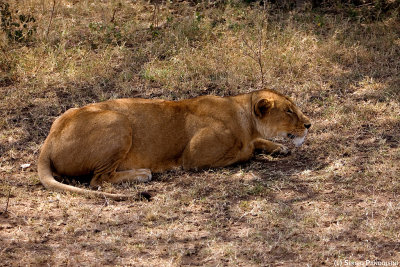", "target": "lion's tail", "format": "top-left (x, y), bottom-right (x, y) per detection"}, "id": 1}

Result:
top-left (37, 145), bottom-right (148, 201)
